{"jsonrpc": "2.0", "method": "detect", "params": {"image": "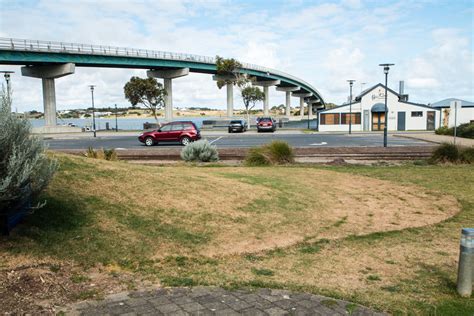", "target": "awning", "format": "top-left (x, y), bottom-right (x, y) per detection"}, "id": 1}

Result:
top-left (371, 103), bottom-right (387, 112)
